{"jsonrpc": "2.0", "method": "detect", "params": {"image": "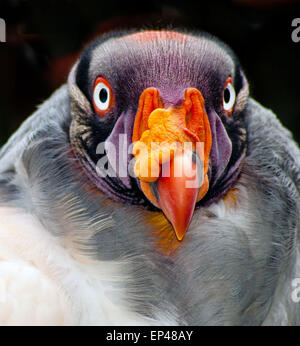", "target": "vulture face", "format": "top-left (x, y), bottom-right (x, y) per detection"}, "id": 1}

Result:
top-left (69, 30), bottom-right (249, 241)
top-left (1, 28), bottom-right (299, 326)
